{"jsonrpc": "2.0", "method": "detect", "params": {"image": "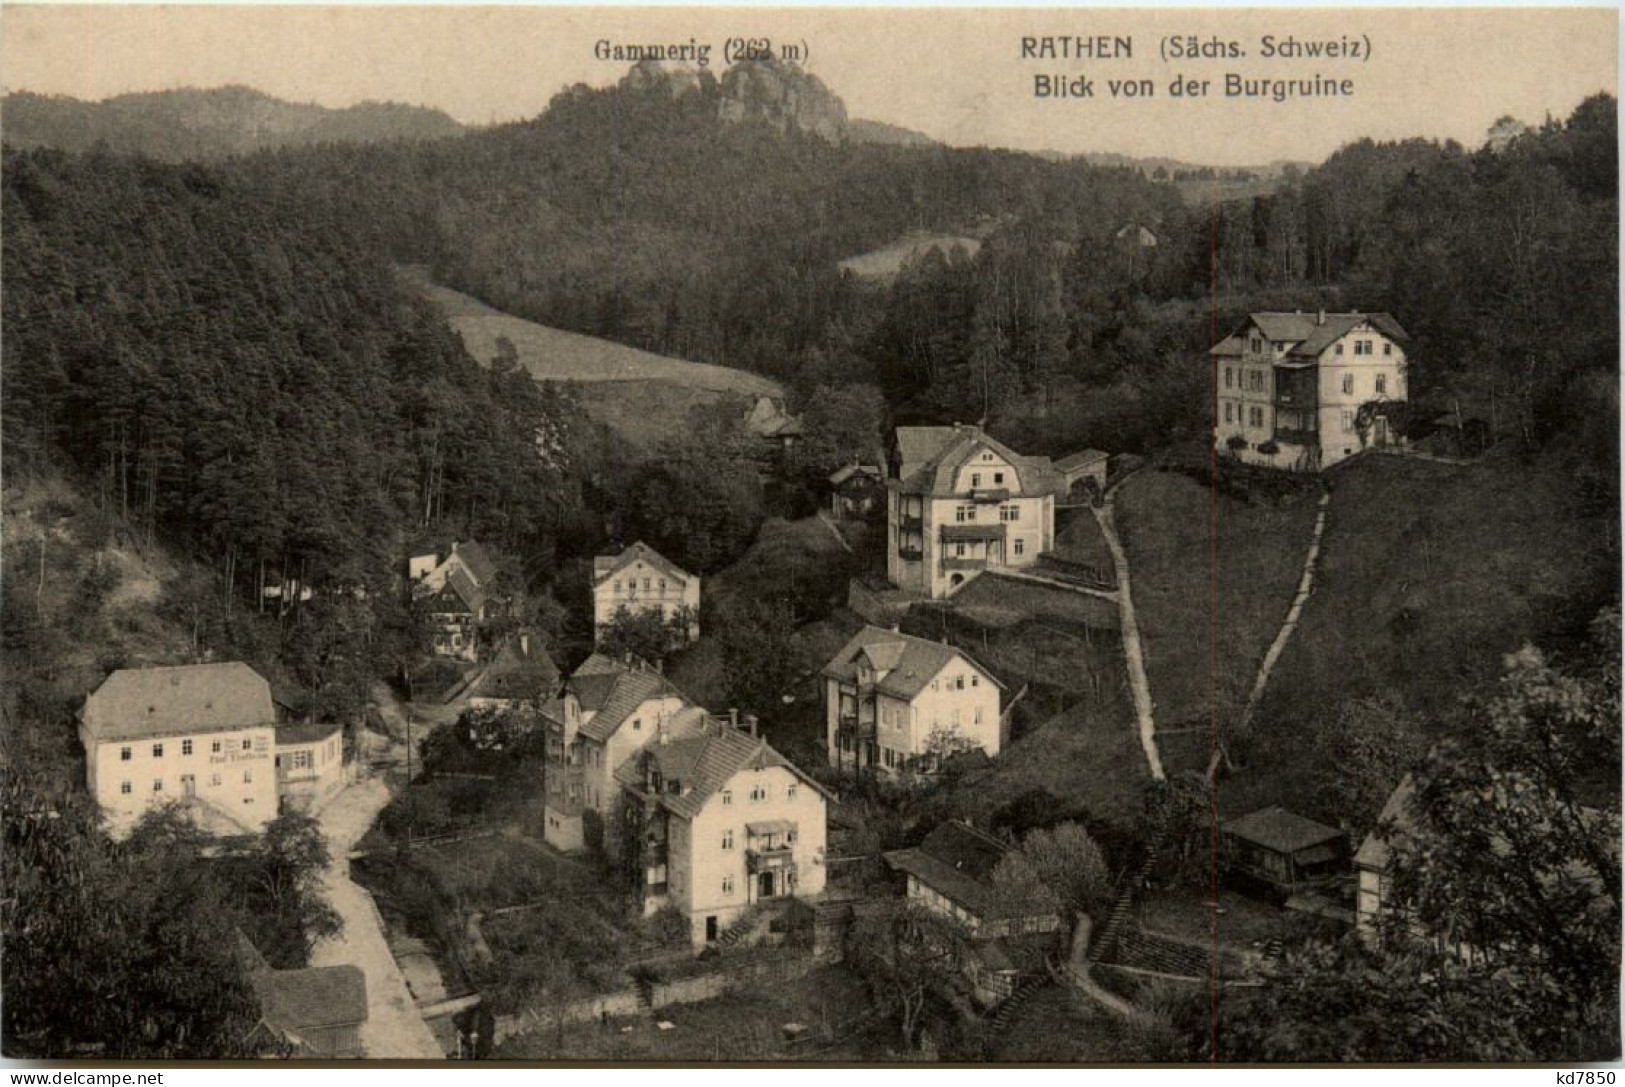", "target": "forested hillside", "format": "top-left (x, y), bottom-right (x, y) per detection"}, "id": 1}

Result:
top-left (0, 87), bottom-right (466, 160)
top-left (0, 148), bottom-right (630, 749)
top-left (226, 70), bottom-right (1617, 474)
